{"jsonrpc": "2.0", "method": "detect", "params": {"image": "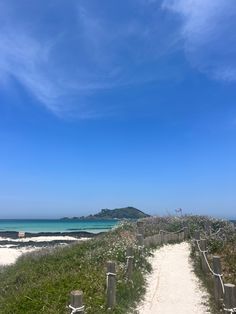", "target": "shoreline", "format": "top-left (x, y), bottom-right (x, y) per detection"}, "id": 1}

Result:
top-left (0, 230), bottom-right (101, 239)
top-left (0, 235), bottom-right (90, 266)
top-left (0, 247), bottom-right (38, 266)
top-left (0, 225), bottom-right (114, 267)
top-left (0, 231), bottom-right (98, 266)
